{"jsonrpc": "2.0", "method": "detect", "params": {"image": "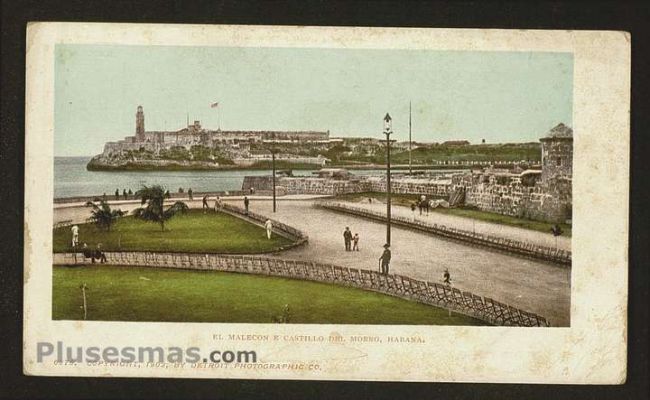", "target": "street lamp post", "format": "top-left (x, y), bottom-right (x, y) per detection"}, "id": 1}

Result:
top-left (270, 133), bottom-right (277, 213)
top-left (272, 149), bottom-right (276, 213)
top-left (383, 113), bottom-right (393, 246)
top-left (408, 101), bottom-right (412, 176)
